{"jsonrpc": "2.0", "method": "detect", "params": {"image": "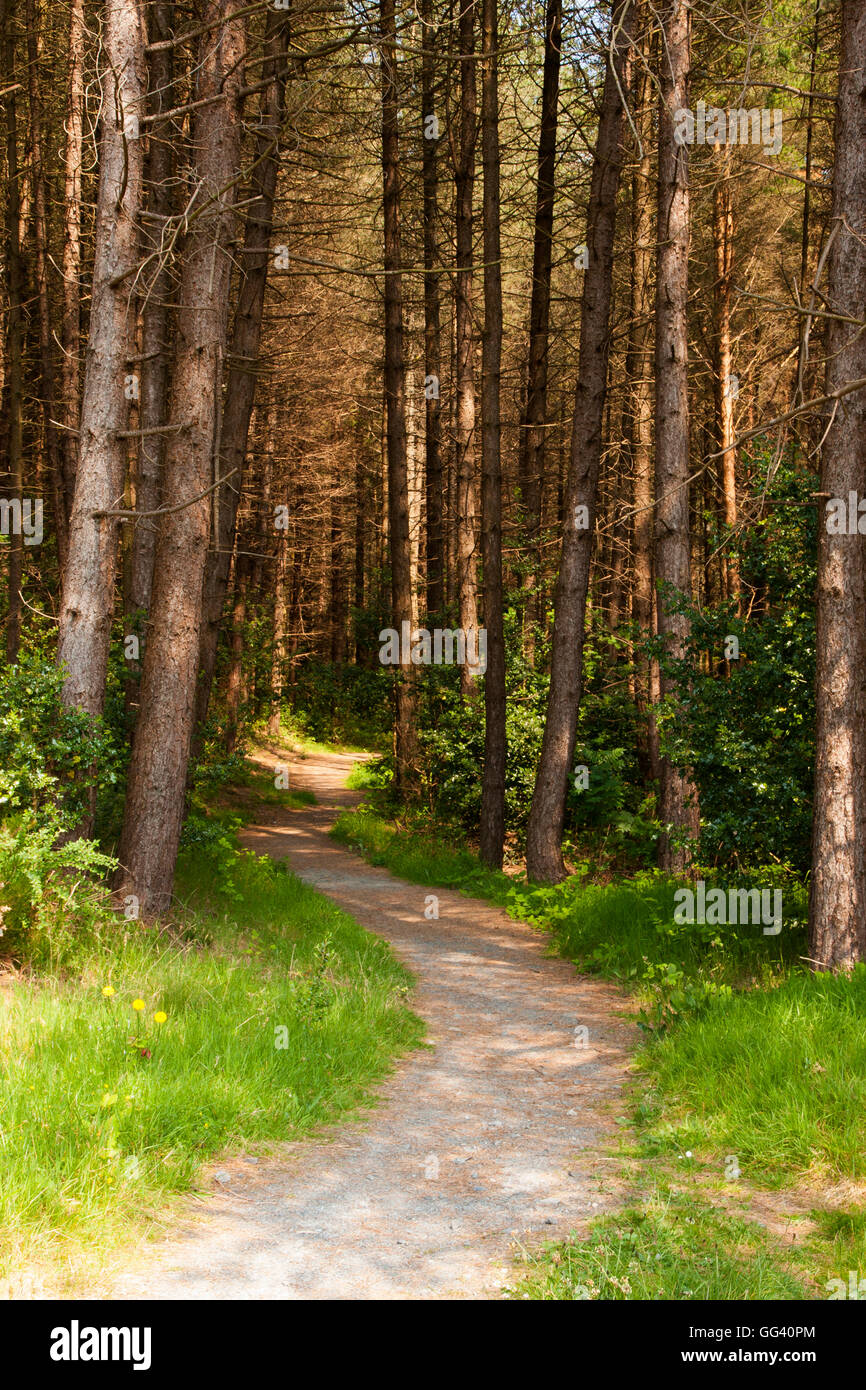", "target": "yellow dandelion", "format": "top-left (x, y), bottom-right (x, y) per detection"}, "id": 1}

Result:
top-left (132, 999), bottom-right (145, 1011)
top-left (101, 986), bottom-right (115, 997)
top-left (153, 1011), bottom-right (167, 1024)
